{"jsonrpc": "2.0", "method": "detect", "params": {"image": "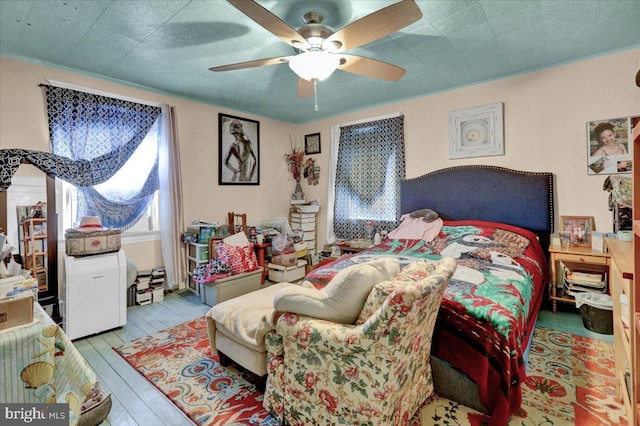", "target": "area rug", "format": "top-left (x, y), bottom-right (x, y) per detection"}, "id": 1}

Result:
top-left (114, 318), bottom-right (626, 426)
